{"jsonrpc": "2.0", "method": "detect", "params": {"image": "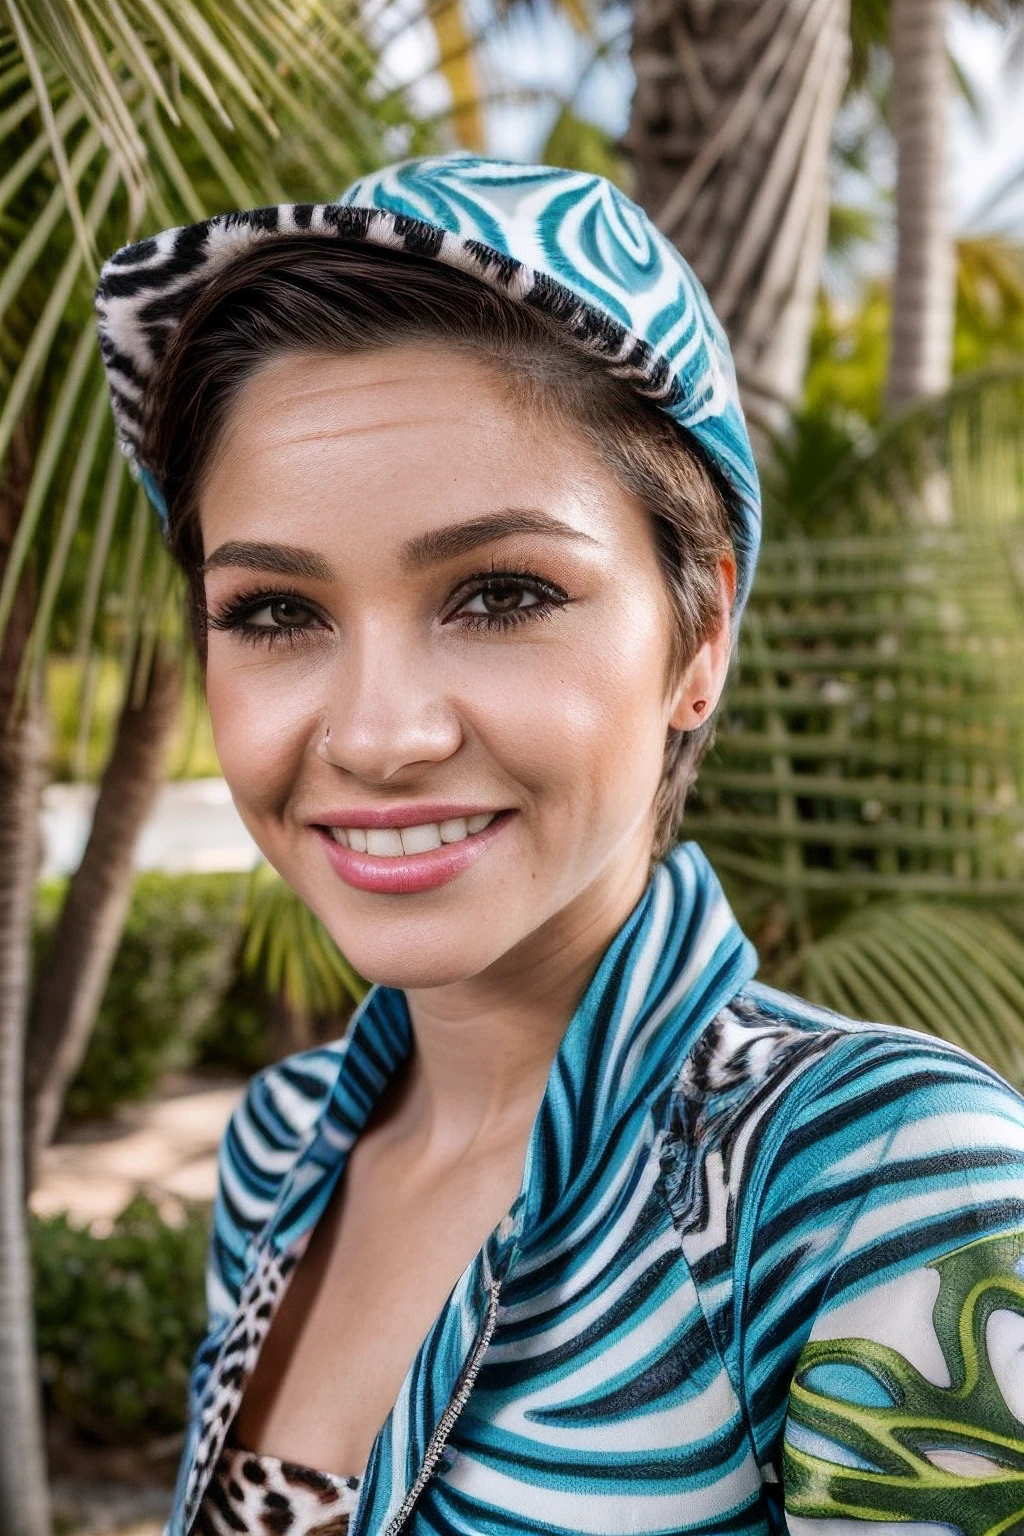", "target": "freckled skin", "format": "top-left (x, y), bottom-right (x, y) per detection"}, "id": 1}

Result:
top-left (200, 345), bottom-right (734, 1474)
